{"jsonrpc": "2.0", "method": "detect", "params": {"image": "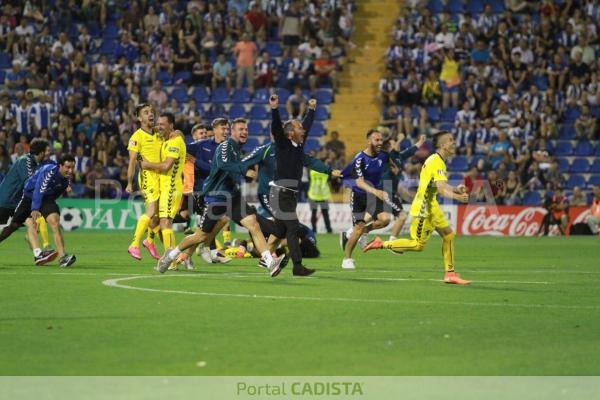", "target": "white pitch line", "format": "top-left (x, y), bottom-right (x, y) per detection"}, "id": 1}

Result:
top-left (345, 276), bottom-right (553, 285)
top-left (102, 275), bottom-right (597, 310)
